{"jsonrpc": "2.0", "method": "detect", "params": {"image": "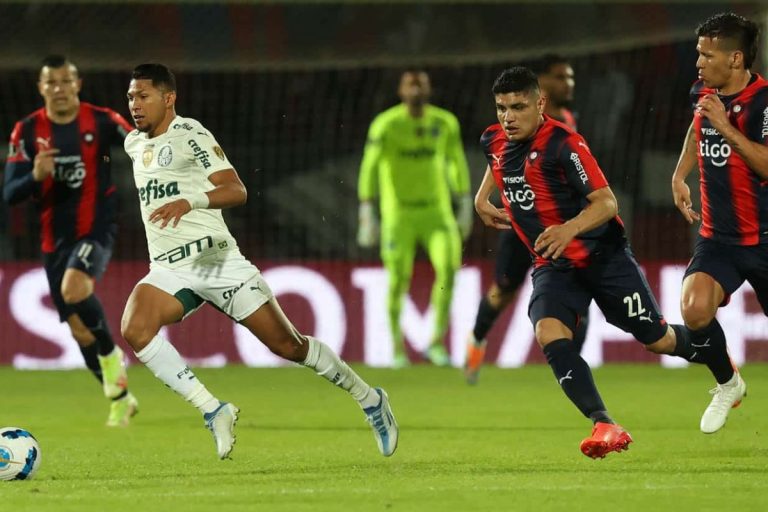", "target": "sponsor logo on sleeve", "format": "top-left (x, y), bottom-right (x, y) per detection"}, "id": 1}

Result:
top-left (570, 152), bottom-right (589, 184)
top-left (188, 139), bottom-right (211, 169)
top-left (212, 145), bottom-right (226, 161)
